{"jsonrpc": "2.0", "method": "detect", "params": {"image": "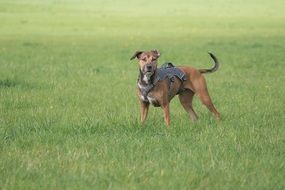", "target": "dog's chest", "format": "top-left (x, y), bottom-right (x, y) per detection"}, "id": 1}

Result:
top-left (140, 94), bottom-right (160, 107)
